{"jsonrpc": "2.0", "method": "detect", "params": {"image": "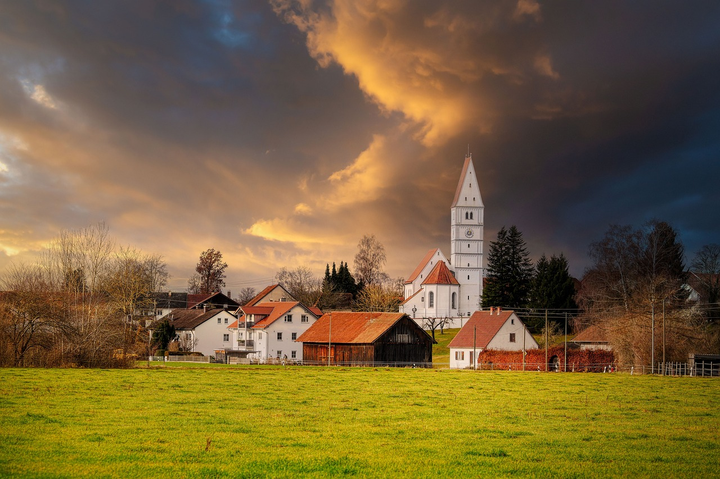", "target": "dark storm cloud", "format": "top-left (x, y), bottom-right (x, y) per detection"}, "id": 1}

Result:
top-left (1, 0), bottom-right (719, 287)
